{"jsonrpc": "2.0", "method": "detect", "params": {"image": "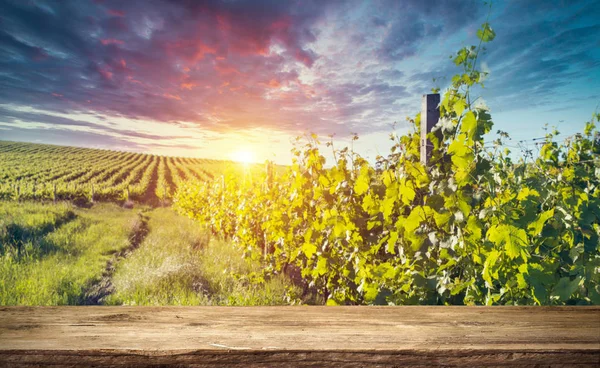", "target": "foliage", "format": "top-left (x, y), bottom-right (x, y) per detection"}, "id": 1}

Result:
top-left (175, 22), bottom-right (600, 305)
